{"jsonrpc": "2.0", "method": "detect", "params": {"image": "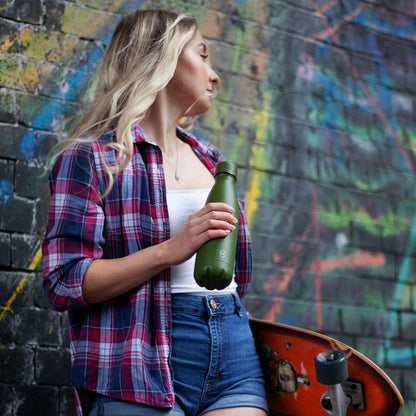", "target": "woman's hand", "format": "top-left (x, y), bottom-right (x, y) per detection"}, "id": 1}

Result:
top-left (164, 202), bottom-right (238, 266)
top-left (82, 202), bottom-right (237, 304)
